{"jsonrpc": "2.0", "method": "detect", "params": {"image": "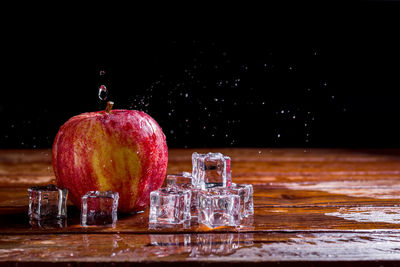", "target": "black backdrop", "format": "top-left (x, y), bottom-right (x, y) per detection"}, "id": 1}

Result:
top-left (1, 3), bottom-right (400, 149)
